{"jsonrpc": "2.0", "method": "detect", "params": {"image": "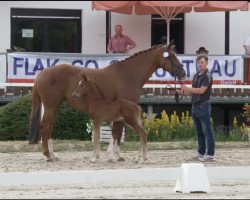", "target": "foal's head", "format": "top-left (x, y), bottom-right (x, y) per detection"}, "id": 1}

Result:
top-left (159, 40), bottom-right (186, 81)
top-left (72, 72), bottom-right (91, 100)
